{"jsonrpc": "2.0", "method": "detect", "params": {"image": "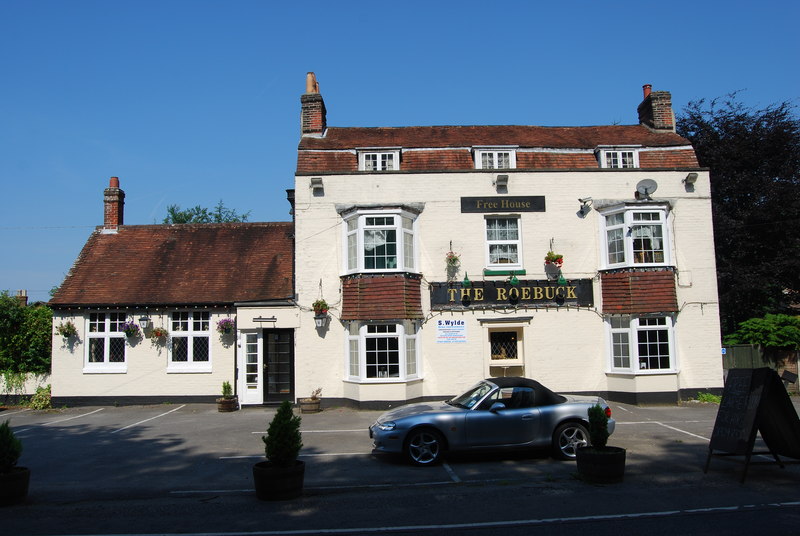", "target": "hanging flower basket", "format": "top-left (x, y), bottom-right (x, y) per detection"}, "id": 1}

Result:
top-left (151, 326), bottom-right (169, 339)
top-left (56, 321), bottom-right (78, 339)
top-left (544, 251), bottom-right (564, 267)
top-left (217, 318), bottom-right (235, 334)
top-left (312, 299), bottom-right (329, 315)
top-left (445, 251), bottom-right (460, 267)
top-left (121, 321), bottom-right (141, 338)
